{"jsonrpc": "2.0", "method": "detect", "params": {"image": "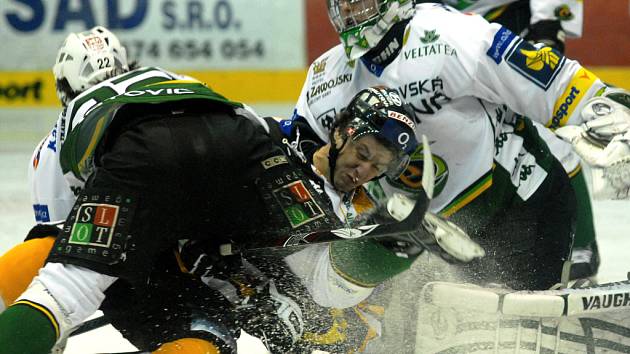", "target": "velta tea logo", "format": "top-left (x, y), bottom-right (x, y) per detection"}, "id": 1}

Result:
top-left (69, 203), bottom-right (119, 247)
top-left (273, 181), bottom-right (325, 228)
